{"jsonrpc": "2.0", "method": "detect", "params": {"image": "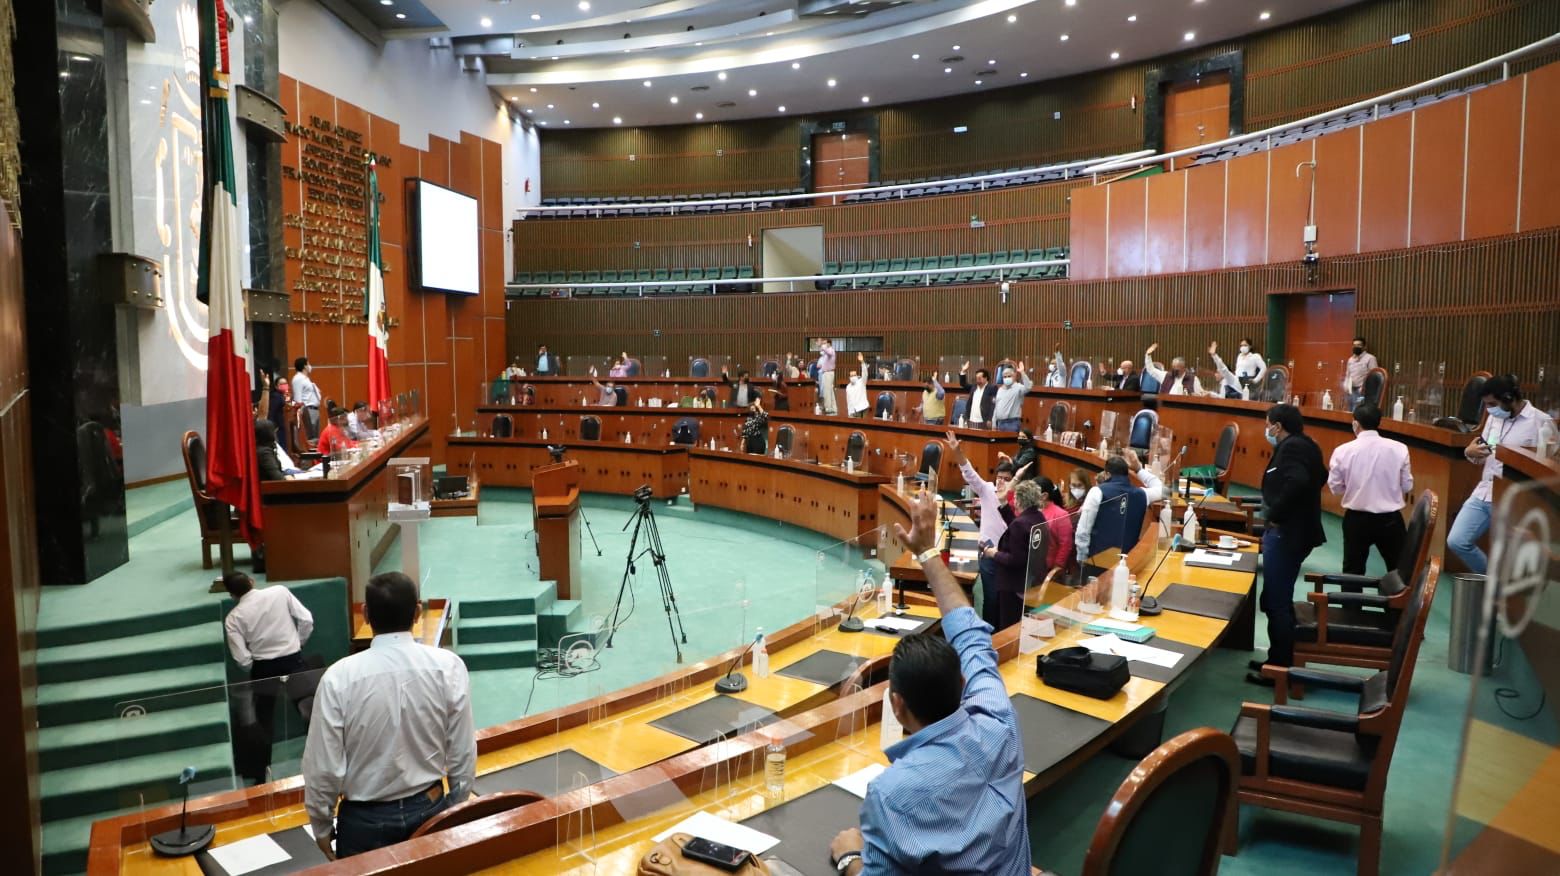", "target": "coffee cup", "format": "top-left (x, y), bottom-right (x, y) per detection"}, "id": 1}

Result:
top-left (1219, 534), bottom-right (1239, 549)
